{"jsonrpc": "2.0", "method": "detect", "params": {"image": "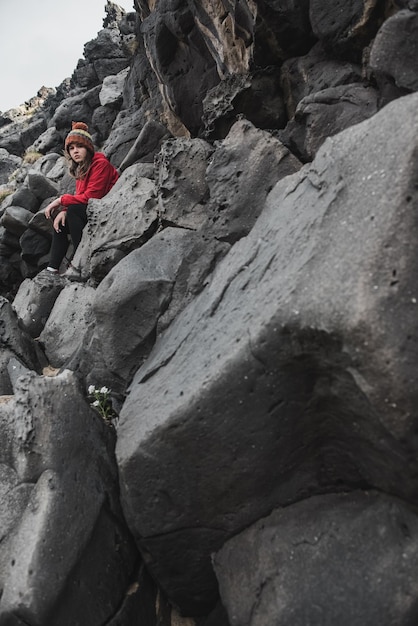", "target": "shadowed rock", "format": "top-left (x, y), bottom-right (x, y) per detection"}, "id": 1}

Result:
top-left (115, 93), bottom-right (418, 614)
top-left (309, 0), bottom-right (381, 60)
top-left (281, 42), bottom-right (362, 119)
top-left (0, 370), bottom-right (139, 625)
top-left (0, 206), bottom-right (33, 236)
top-left (67, 228), bottom-right (229, 395)
top-left (369, 9), bottom-right (418, 96)
top-left (279, 83), bottom-right (379, 161)
top-left (214, 491), bottom-right (418, 626)
top-left (0, 297), bottom-right (46, 394)
top-left (12, 270), bottom-right (66, 338)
